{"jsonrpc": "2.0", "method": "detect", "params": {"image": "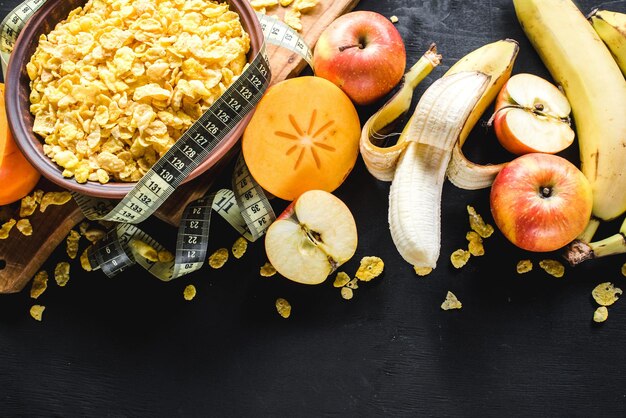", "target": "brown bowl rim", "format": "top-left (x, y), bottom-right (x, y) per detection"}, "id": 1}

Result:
top-left (6, 0), bottom-right (263, 199)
